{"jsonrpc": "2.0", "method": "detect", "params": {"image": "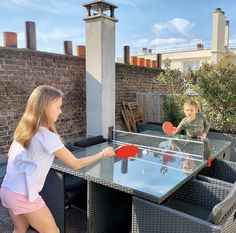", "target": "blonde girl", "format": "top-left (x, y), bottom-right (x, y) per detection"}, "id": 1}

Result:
top-left (0, 85), bottom-right (115, 233)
